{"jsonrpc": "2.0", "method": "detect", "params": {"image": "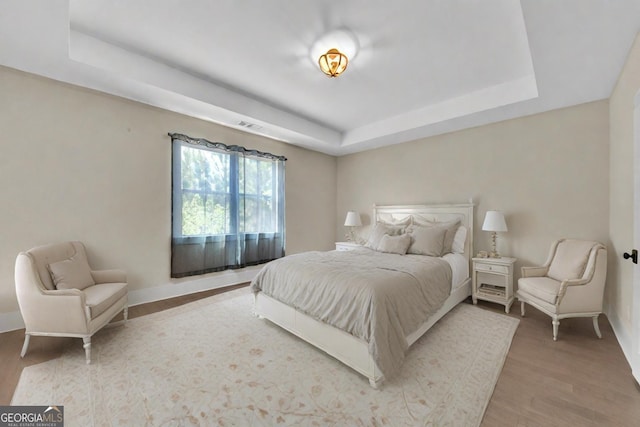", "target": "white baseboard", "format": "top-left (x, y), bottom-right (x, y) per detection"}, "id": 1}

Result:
top-left (0, 266), bottom-right (260, 334)
top-left (0, 310), bottom-right (26, 334)
top-left (604, 302), bottom-right (634, 368)
top-left (127, 266), bottom-right (260, 307)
